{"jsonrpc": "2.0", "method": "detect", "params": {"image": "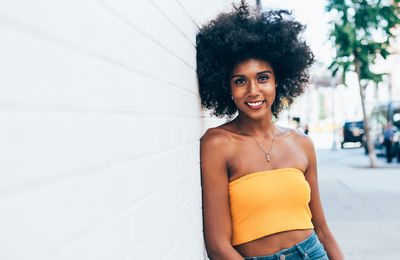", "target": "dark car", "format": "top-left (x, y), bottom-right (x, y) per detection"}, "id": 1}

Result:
top-left (341, 121), bottom-right (364, 148)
